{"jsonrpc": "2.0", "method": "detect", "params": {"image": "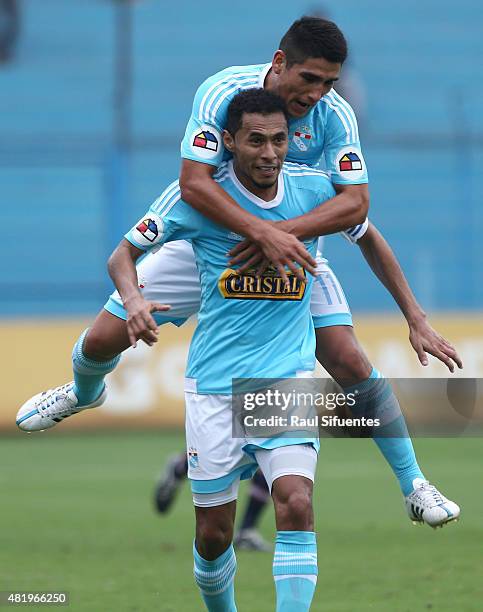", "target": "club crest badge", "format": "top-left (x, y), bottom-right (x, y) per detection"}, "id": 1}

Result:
top-left (188, 447), bottom-right (199, 469)
top-left (293, 125), bottom-right (312, 151)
